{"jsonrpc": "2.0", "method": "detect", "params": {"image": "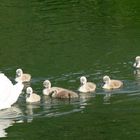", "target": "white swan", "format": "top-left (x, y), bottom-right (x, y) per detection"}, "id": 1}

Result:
top-left (15, 68), bottom-right (31, 82)
top-left (26, 87), bottom-right (40, 103)
top-left (0, 73), bottom-right (24, 110)
top-left (78, 76), bottom-right (96, 93)
top-left (102, 75), bottom-right (123, 89)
